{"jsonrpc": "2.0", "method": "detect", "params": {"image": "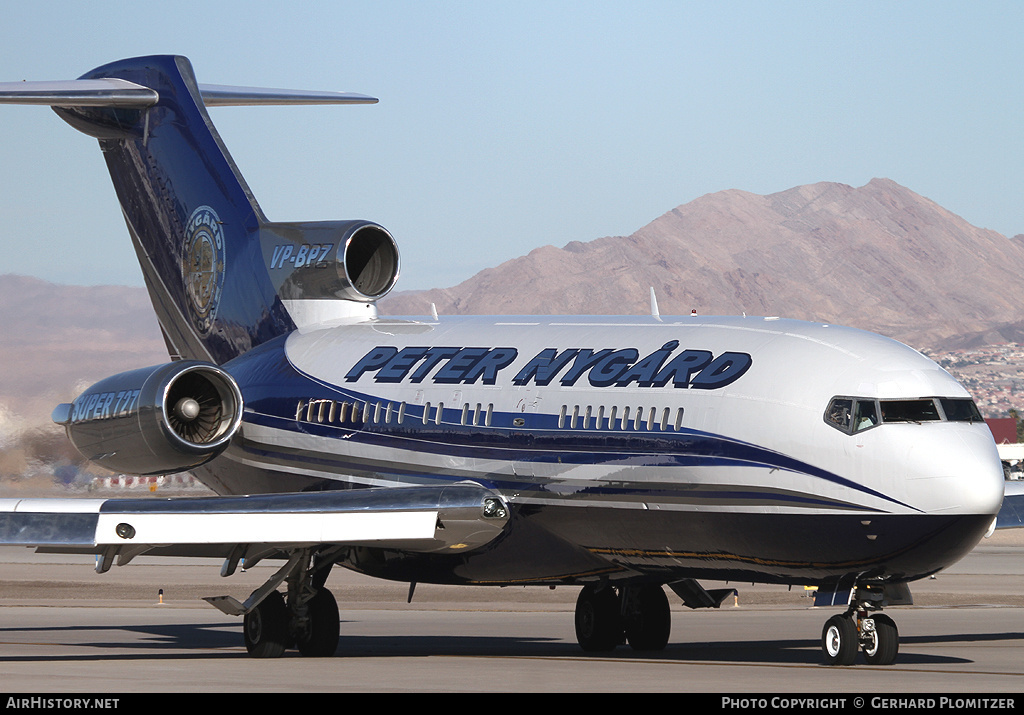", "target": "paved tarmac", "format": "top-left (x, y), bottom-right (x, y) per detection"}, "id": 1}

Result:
top-left (0, 531), bottom-right (1022, 694)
